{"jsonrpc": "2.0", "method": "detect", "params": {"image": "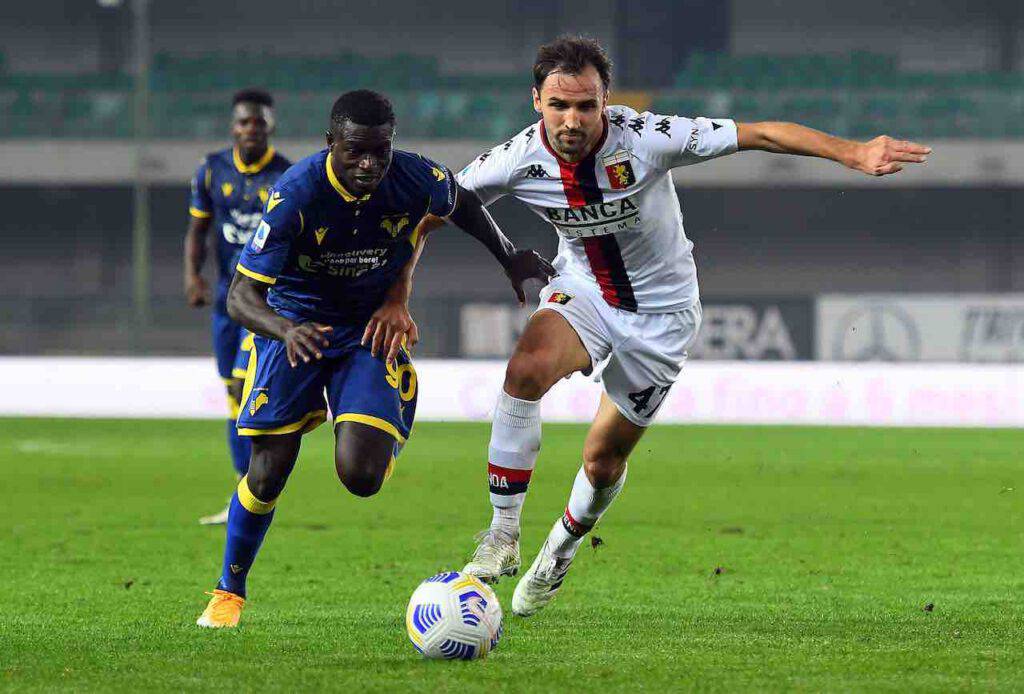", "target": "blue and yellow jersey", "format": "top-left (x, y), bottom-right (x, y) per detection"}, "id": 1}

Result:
top-left (189, 146), bottom-right (292, 286)
top-left (236, 149), bottom-right (457, 325)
